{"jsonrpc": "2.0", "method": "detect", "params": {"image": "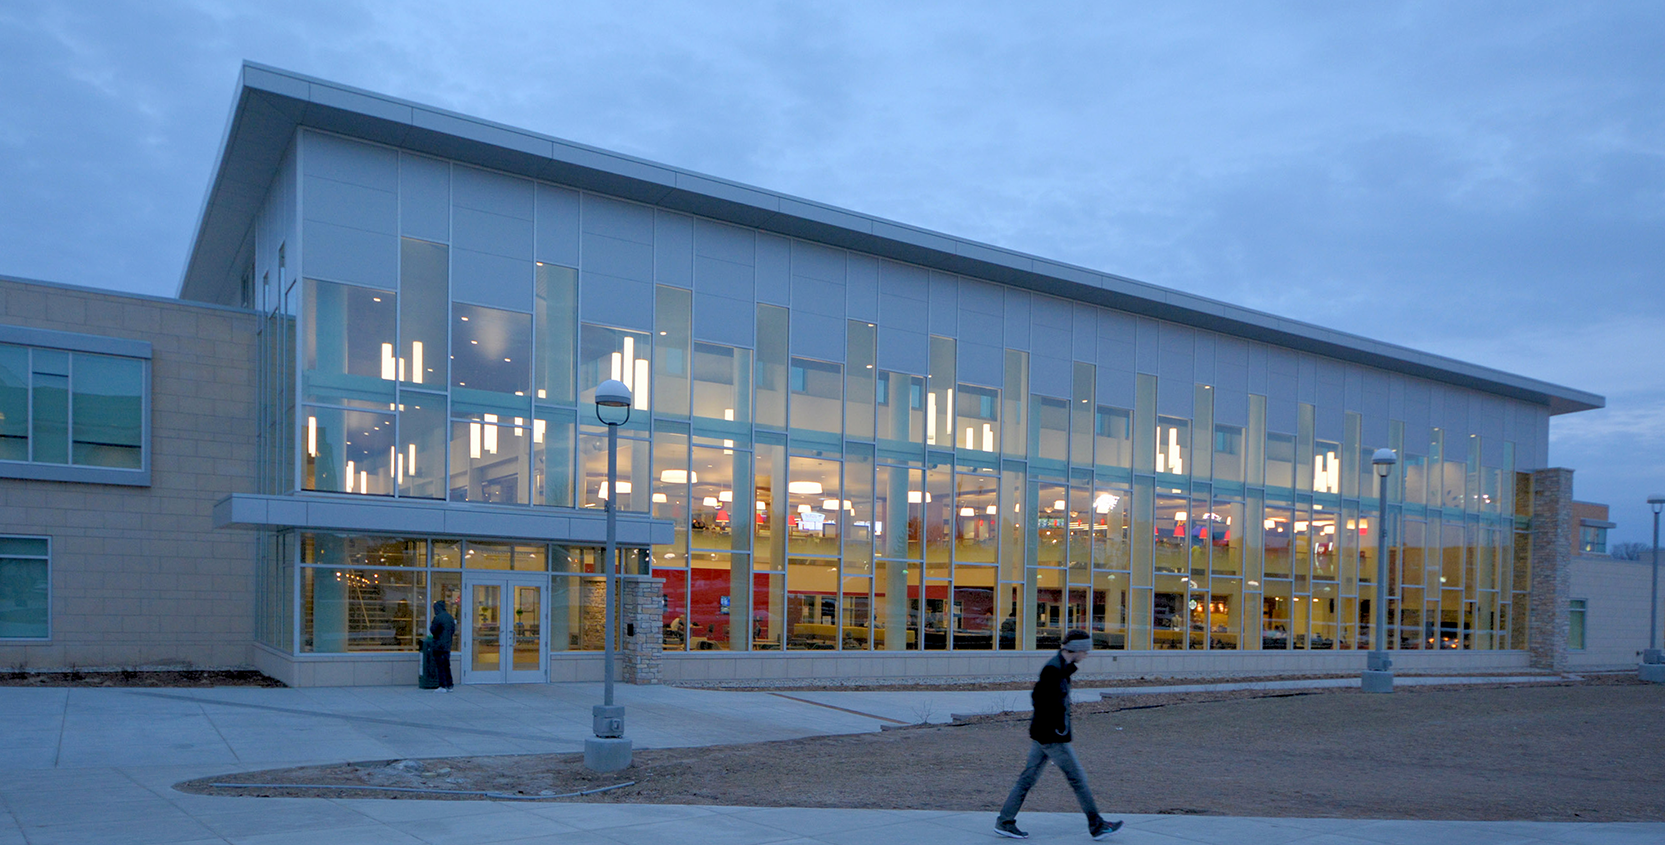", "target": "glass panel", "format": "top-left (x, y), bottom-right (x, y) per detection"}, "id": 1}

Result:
top-left (304, 406), bottom-right (395, 494)
top-left (579, 324), bottom-right (651, 429)
top-left (846, 321), bottom-right (876, 441)
top-left (790, 357), bottom-right (843, 441)
top-left (449, 417), bottom-right (531, 504)
top-left (1029, 395), bottom-right (1069, 473)
top-left (461, 541), bottom-right (546, 571)
top-left (876, 371), bottom-right (925, 463)
top-left (925, 460), bottom-right (953, 578)
top-left (751, 570), bottom-right (784, 649)
top-left (511, 585), bottom-right (541, 671)
top-left (1207, 578), bottom-right (1242, 649)
top-left (1154, 494), bottom-right (1189, 574)
top-left (1265, 432), bottom-right (1295, 490)
top-left (550, 576), bottom-right (607, 651)
top-left (452, 303), bottom-right (532, 415)
top-left (1246, 394), bottom-right (1266, 487)
top-left (471, 583), bottom-right (502, 670)
top-left (1210, 498), bottom-right (1245, 577)
top-left (657, 567), bottom-right (688, 651)
top-left (952, 564), bottom-right (995, 650)
top-left (1092, 571), bottom-right (1129, 649)
top-left (754, 442), bottom-right (786, 570)
top-left (652, 429), bottom-right (690, 563)
top-left (844, 443), bottom-right (874, 574)
top-left (1309, 584), bottom-right (1338, 649)
top-left (954, 471), bottom-right (999, 563)
top-left (691, 342), bottom-right (752, 442)
top-left (0, 345), bottom-right (27, 461)
top-left (1091, 481), bottom-right (1130, 571)
top-left (0, 557), bottom-right (49, 638)
top-left (841, 574), bottom-right (872, 649)
top-left (920, 579), bottom-right (950, 649)
top-left (1314, 439), bottom-right (1342, 495)
top-left (956, 384), bottom-right (999, 455)
top-left (786, 558), bottom-right (839, 649)
top-left (1213, 425), bottom-right (1243, 484)
top-left (1037, 482), bottom-right (1068, 565)
top-left (533, 263), bottom-right (577, 404)
top-left (303, 279), bottom-right (396, 408)
top-left (69, 353), bottom-right (143, 468)
top-left (579, 433), bottom-right (649, 511)
top-left (874, 559), bottom-right (912, 650)
top-left (690, 444), bottom-right (748, 551)
top-left (398, 392), bottom-right (447, 499)
top-left (755, 304), bottom-right (788, 430)
top-left (400, 238), bottom-right (448, 388)
top-left (532, 406), bottom-right (576, 507)
top-left (1297, 404), bottom-right (1315, 493)
top-left (875, 465), bottom-right (923, 560)
top-left (926, 336), bottom-right (955, 448)
top-left (654, 285), bottom-right (692, 417)
top-left (1034, 567), bottom-right (1065, 648)
top-left (1264, 506), bottom-right (1293, 578)
top-left (689, 552), bottom-right (745, 650)
top-left (1001, 350), bottom-right (1027, 457)
top-left (1134, 375), bottom-right (1156, 474)
top-left (1095, 406), bottom-right (1132, 470)
top-left (1000, 464), bottom-right (1027, 582)
top-left (1261, 581), bottom-right (1292, 649)
top-left (786, 455), bottom-right (841, 557)
top-left (1312, 510), bottom-right (1338, 580)
top-left (1071, 363), bottom-right (1094, 467)
top-left (433, 540), bottom-right (460, 569)
top-left (301, 566), bottom-right (425, 653)
top-left (30, 349), bottom-right (69, 464)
